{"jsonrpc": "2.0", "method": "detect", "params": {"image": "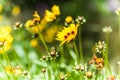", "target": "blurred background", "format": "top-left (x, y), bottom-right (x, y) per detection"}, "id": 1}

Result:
top-left (0, 0), bottom-right (120, 73)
